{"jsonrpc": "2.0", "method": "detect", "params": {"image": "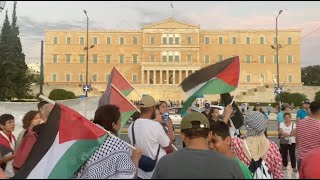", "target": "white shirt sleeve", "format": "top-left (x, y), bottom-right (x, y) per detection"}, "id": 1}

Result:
top-left (279, 122), bottom-right (284, 130)
top-left (154, 123), bottom-right (170, 148)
